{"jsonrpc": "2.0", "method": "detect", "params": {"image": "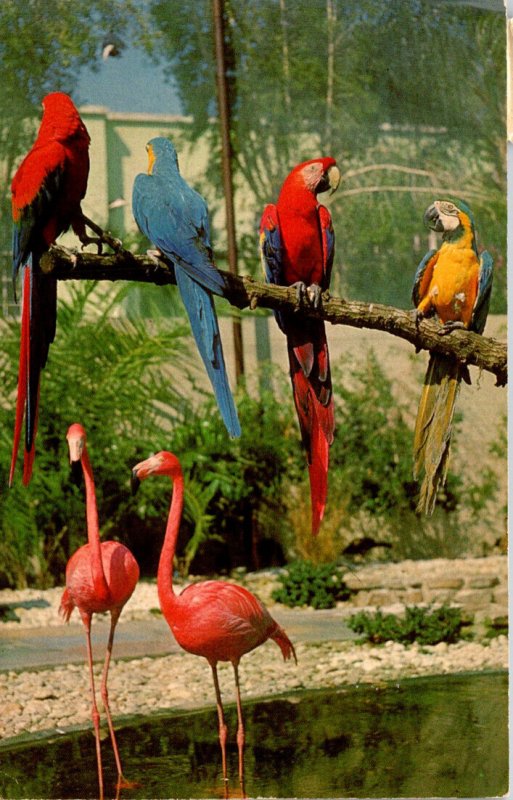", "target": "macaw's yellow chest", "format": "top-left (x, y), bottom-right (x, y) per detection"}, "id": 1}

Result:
top-left (426, 245), bottom-right (480, 327)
